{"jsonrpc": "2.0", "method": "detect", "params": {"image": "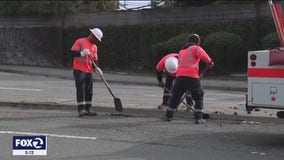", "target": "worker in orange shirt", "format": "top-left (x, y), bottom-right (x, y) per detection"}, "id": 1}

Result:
top-left (156, 53), bottom-right (194, 110)
top-left (163, 34), bottom-right (214, 124)
top-left (70, 27), bottom-right (103, 117)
